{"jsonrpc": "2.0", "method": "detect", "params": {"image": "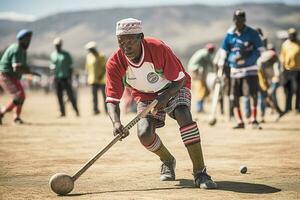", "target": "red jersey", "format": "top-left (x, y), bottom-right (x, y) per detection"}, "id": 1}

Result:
top-left (105, 37), bottom-right (191, 103)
